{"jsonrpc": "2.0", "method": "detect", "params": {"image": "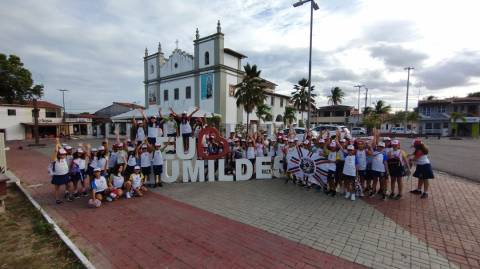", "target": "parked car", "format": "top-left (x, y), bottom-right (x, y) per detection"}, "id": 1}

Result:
top-left (282, 127), bottom-right (318, 141)
top-left (351, 127), bottom-right (367, 136)
top-left (313, 125), bottom-right (350, 138)
top-left (390, 127), bottom-right (417, 134)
